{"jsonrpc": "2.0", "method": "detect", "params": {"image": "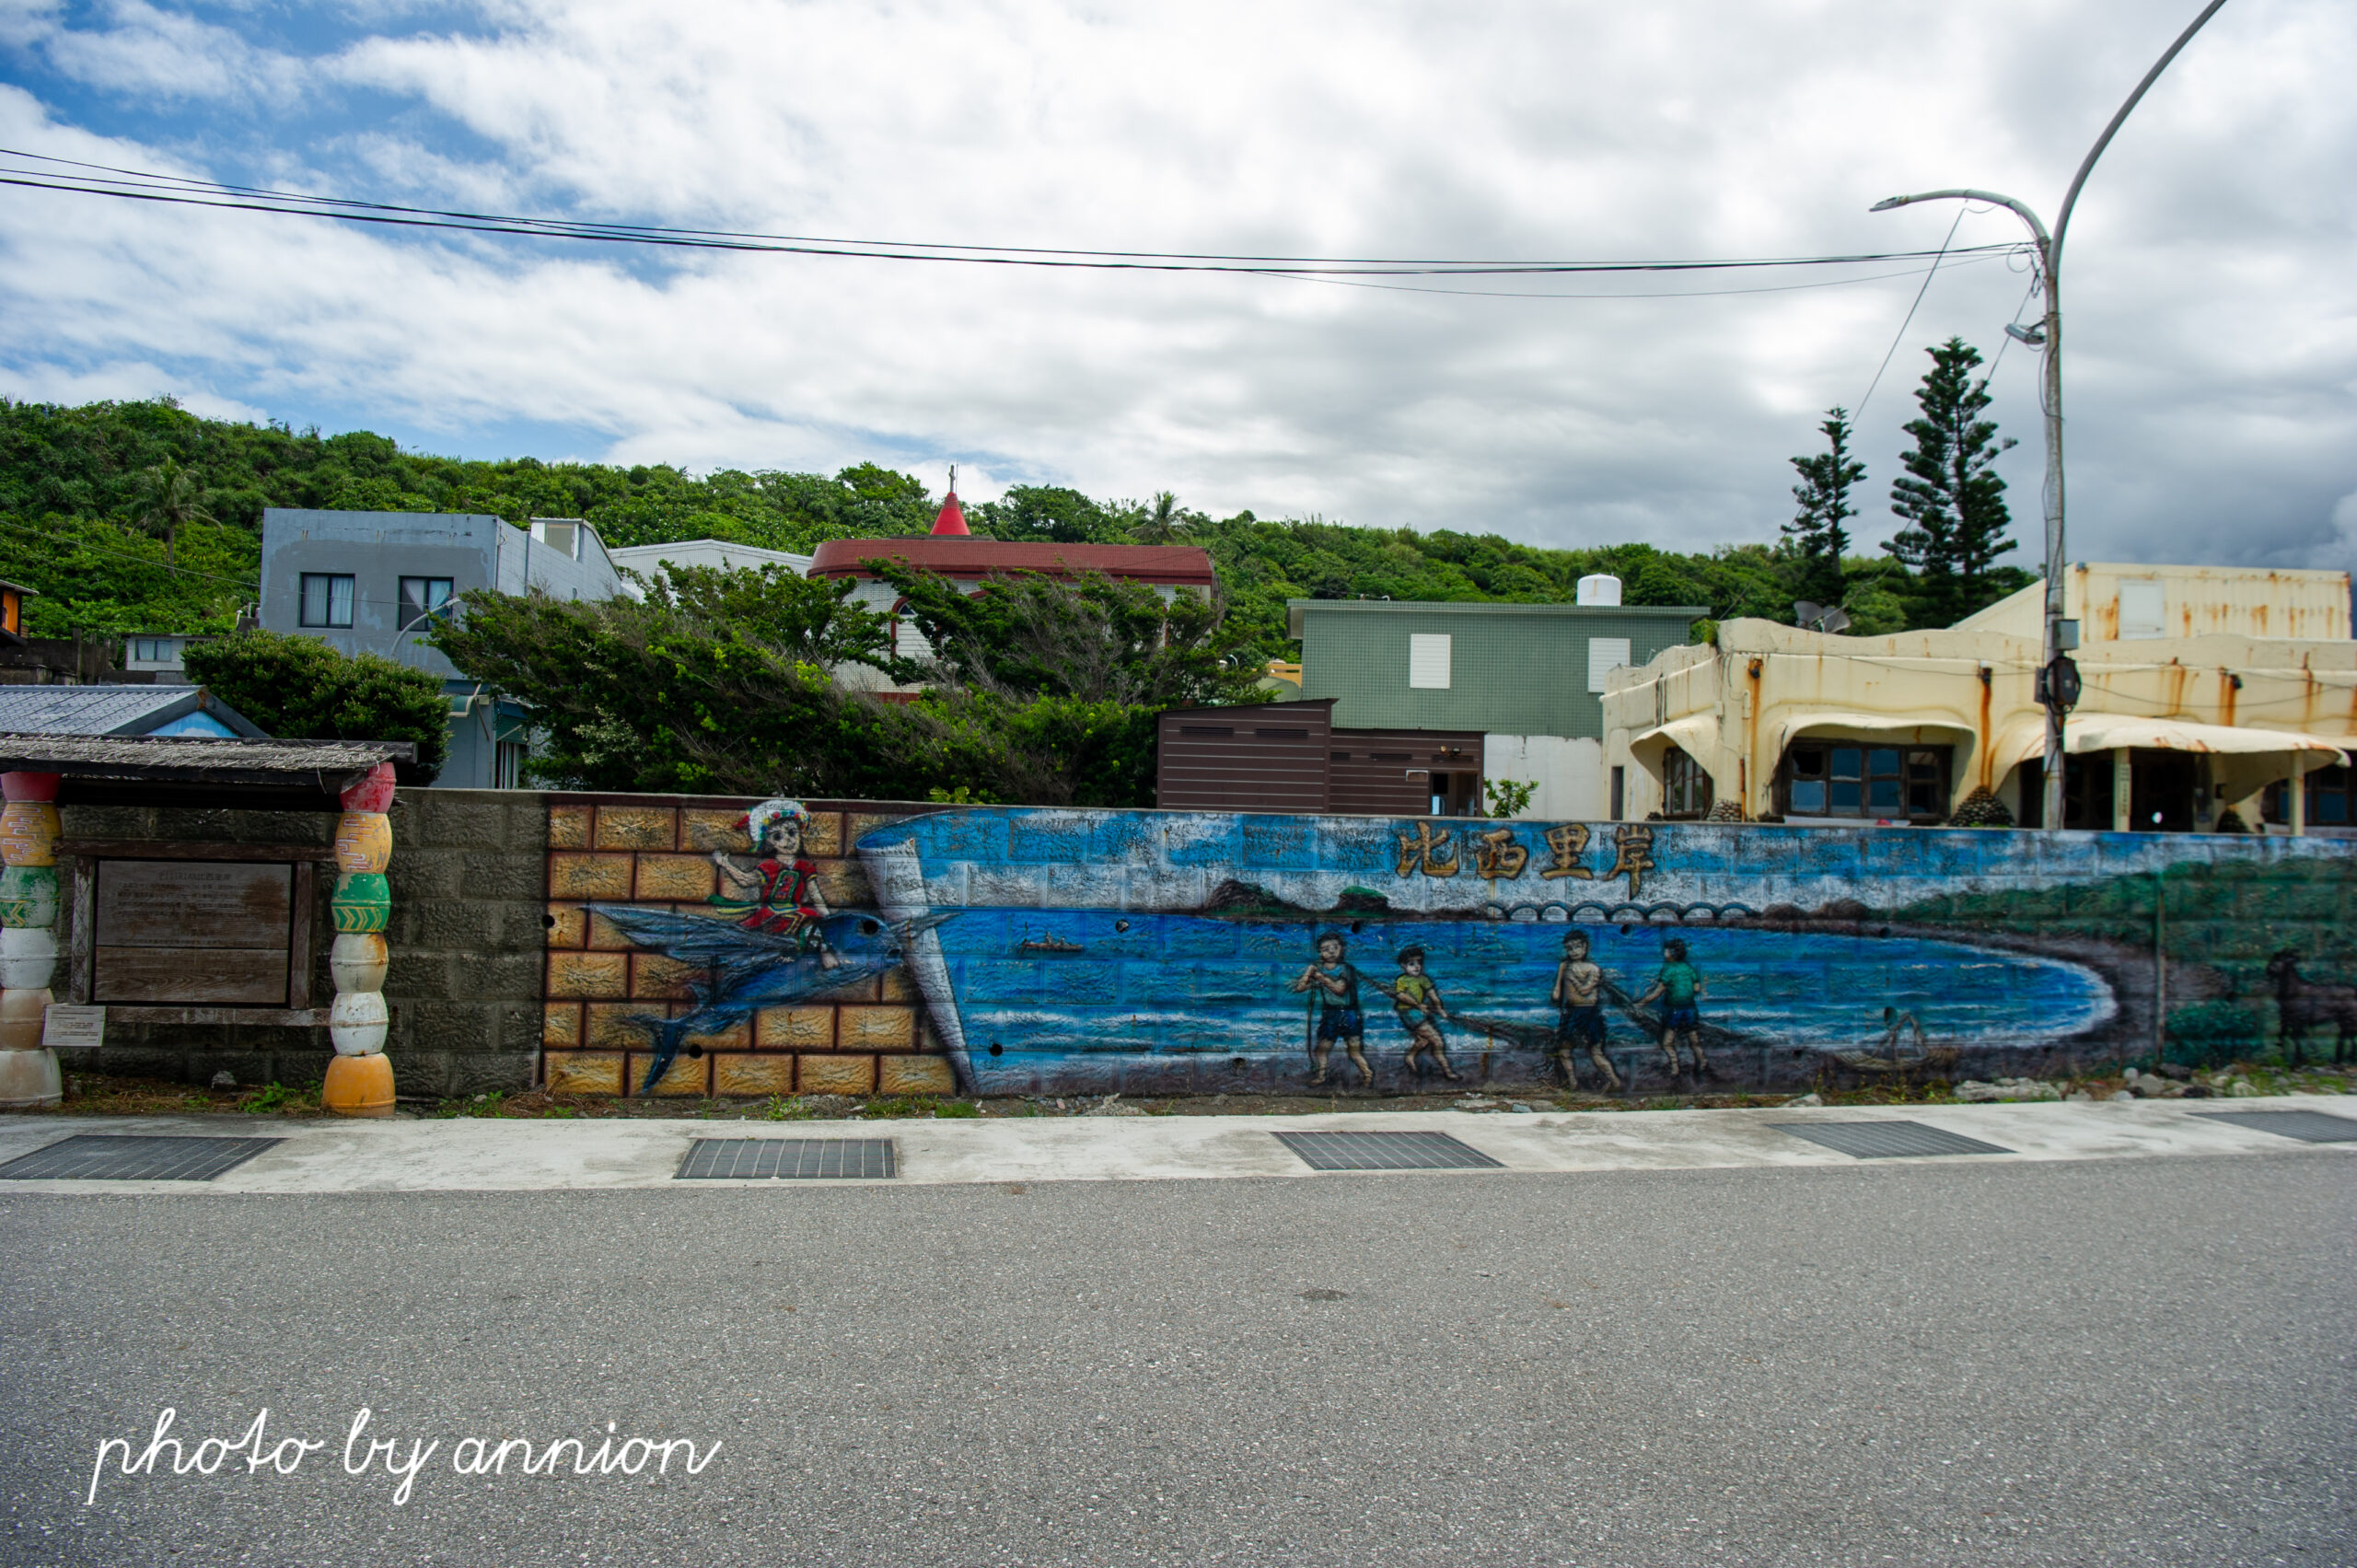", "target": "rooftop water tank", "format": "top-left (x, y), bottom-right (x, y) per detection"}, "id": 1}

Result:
top-left (1575, 574), bottom-right (1622, 607)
